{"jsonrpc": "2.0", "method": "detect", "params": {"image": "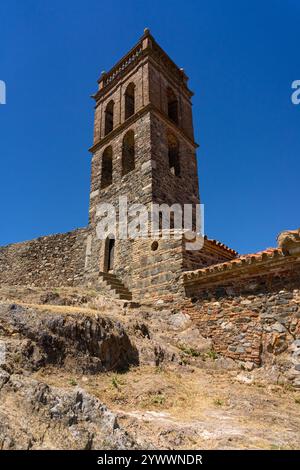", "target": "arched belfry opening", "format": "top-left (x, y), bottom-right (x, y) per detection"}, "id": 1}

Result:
top-left (104, 236), bottom-right (115, 273)
top-left (104, 100), bottom-right (114, 135)
top-left (168, 134), bottom-right (180, 176)
top-left (101, 146), bottom-right (113, 189)
top-left (122, 130), bottom-right (135, 175)
top-left (167, 87), bottom-right (178, 124)
top-left (125, 83), bottom-right (135, 120)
